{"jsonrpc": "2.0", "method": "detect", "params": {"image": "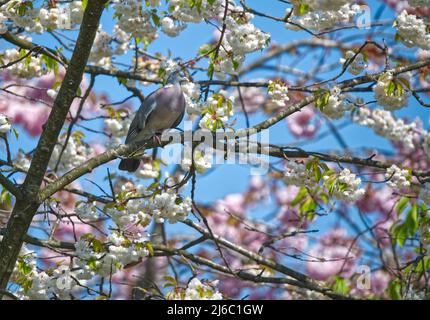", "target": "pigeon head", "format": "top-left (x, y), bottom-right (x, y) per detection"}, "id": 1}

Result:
top-left (166, 69), bottom-right (188, 85)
